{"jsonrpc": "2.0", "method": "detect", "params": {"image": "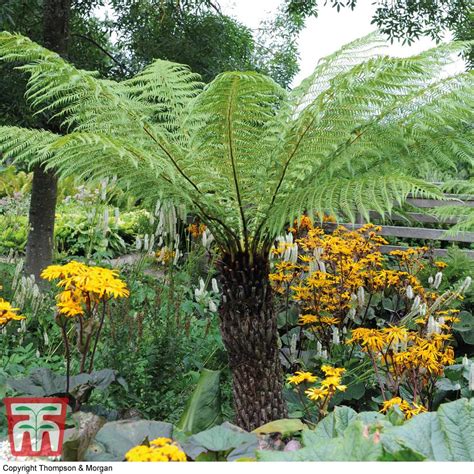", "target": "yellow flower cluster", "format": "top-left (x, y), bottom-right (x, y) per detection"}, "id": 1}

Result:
top-left (287, 371), bottom-right (317, 385)
top-left (125, 438), bottom-right (187, 462)
top-left (41, 261), bottom-right (129, 317)
top-left (347, 317), bottom-right (456, 411)
top-left (0, 297), bottom-right (25, 328)
top-left (288, 366), bottom-right (346, 406)
top-left (270, 220), bottom-right (453, 357)
top-left (347, 324), bottom-right (455, 377)
top-left (380, 397), bottom-right (427, 419)
top-left (187, 223), bottom-right (206, 239)
top-left (156, 247), bottom-right (176, 265)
